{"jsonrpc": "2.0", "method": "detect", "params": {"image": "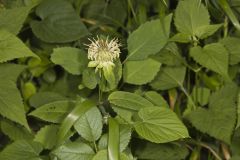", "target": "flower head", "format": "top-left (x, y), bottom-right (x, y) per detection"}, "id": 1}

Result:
top-left (86, 36), bottom-right (121, 70)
